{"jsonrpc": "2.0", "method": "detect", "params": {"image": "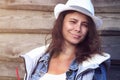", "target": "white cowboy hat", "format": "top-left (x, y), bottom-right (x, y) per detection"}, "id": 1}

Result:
top-left (54, 0), bottom-right (103, 28)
